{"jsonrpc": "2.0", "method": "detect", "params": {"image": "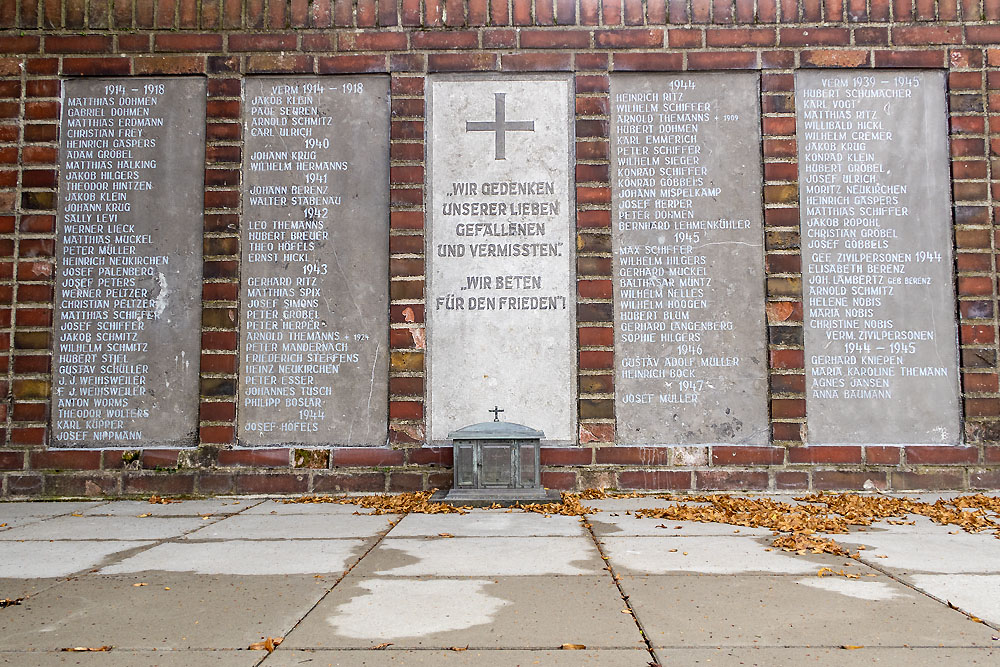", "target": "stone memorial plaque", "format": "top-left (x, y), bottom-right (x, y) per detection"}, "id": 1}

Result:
top-left (610, 73), bottom-right (769, 445)
top-left (238, 76), bottom-right (389, 446)
top-left (426, 75), bottom-right (576, 444)
top-left (797, 70), bottom-right (960, 444)
top-left (52, 78), bottom-right (205, 448)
